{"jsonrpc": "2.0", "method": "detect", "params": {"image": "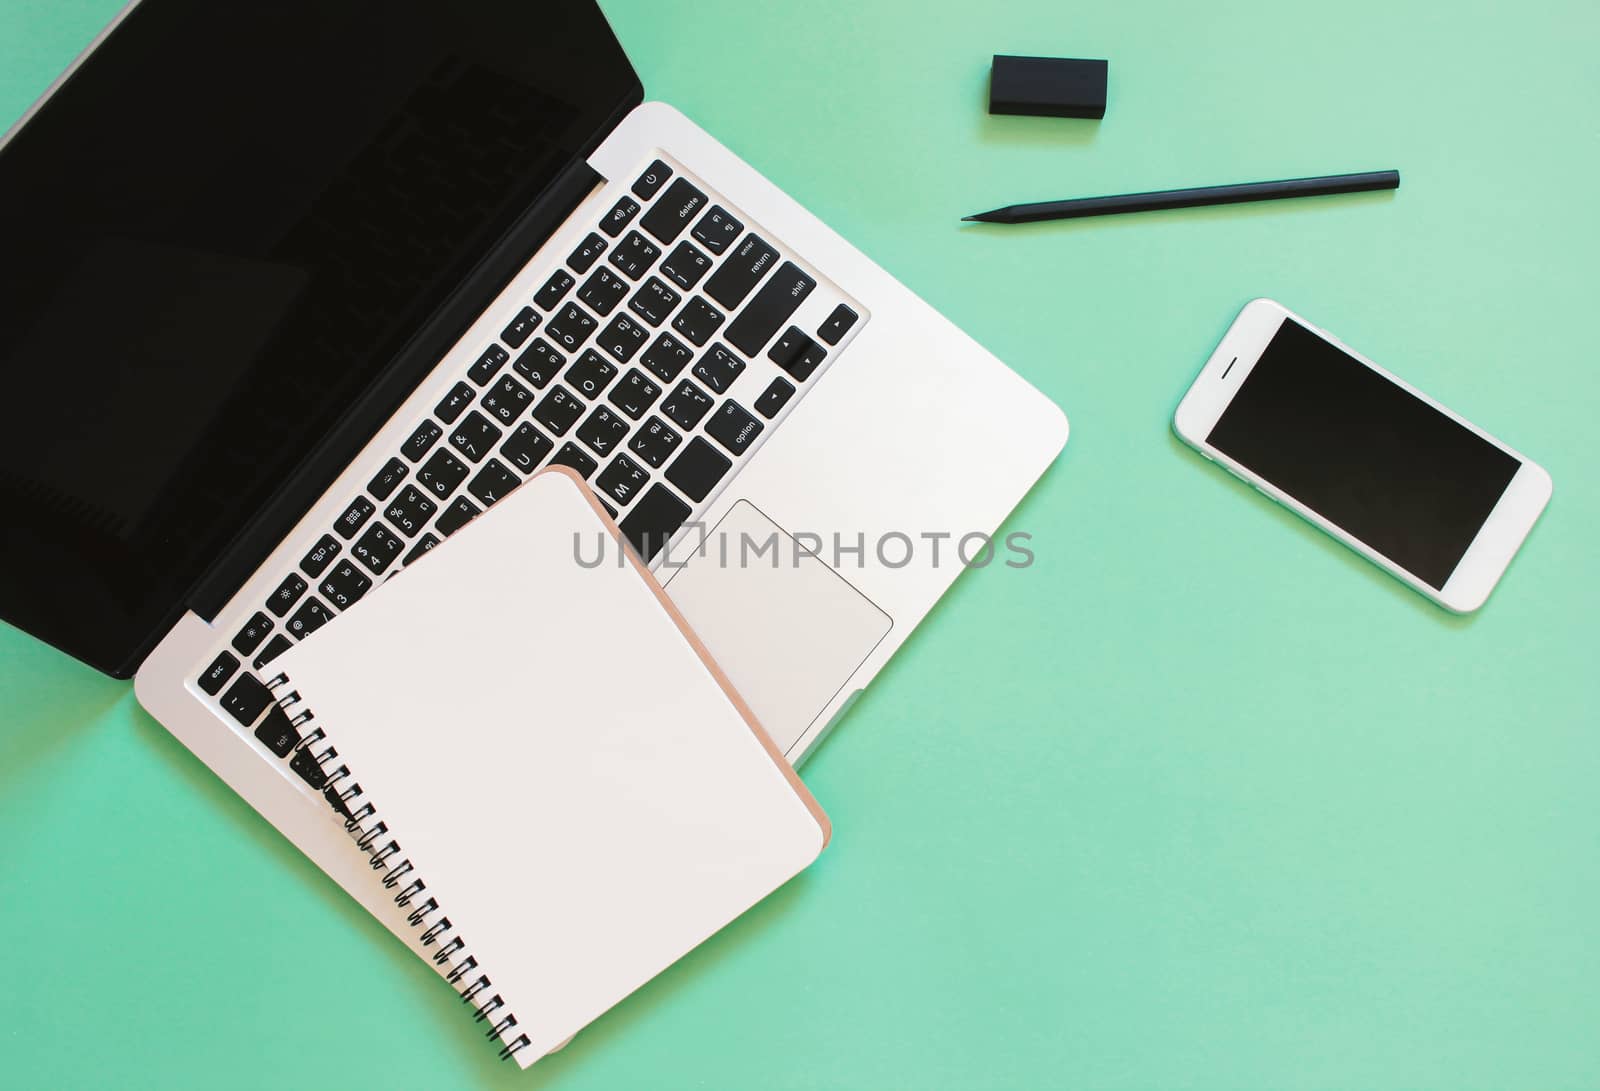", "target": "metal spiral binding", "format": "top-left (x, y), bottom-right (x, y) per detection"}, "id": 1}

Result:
top-left (265, 674), bottom-right (535, 1063)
